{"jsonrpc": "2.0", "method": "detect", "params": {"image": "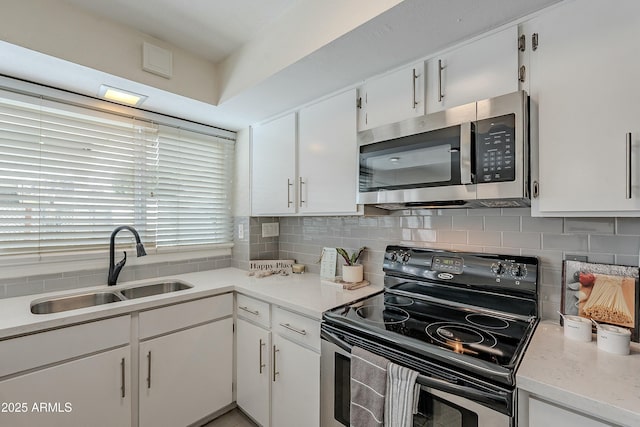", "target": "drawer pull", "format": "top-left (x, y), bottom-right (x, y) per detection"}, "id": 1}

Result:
top-left (239, 306), bottom-right (259, 316)
top-left (279, 322), bottom-right (307, 336)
